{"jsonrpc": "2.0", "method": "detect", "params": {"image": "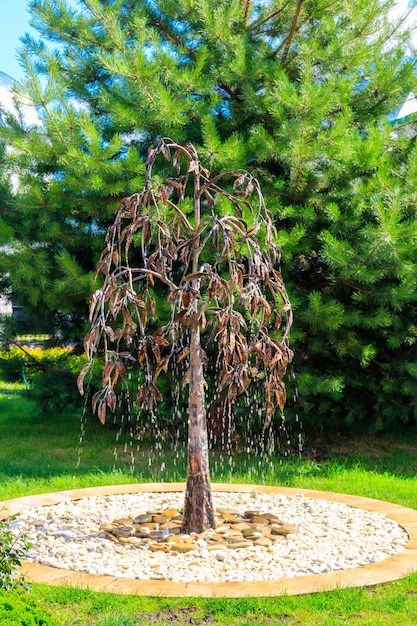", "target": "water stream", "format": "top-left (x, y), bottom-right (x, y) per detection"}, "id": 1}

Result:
top-left (77, 357), bottom-right (303, 485)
